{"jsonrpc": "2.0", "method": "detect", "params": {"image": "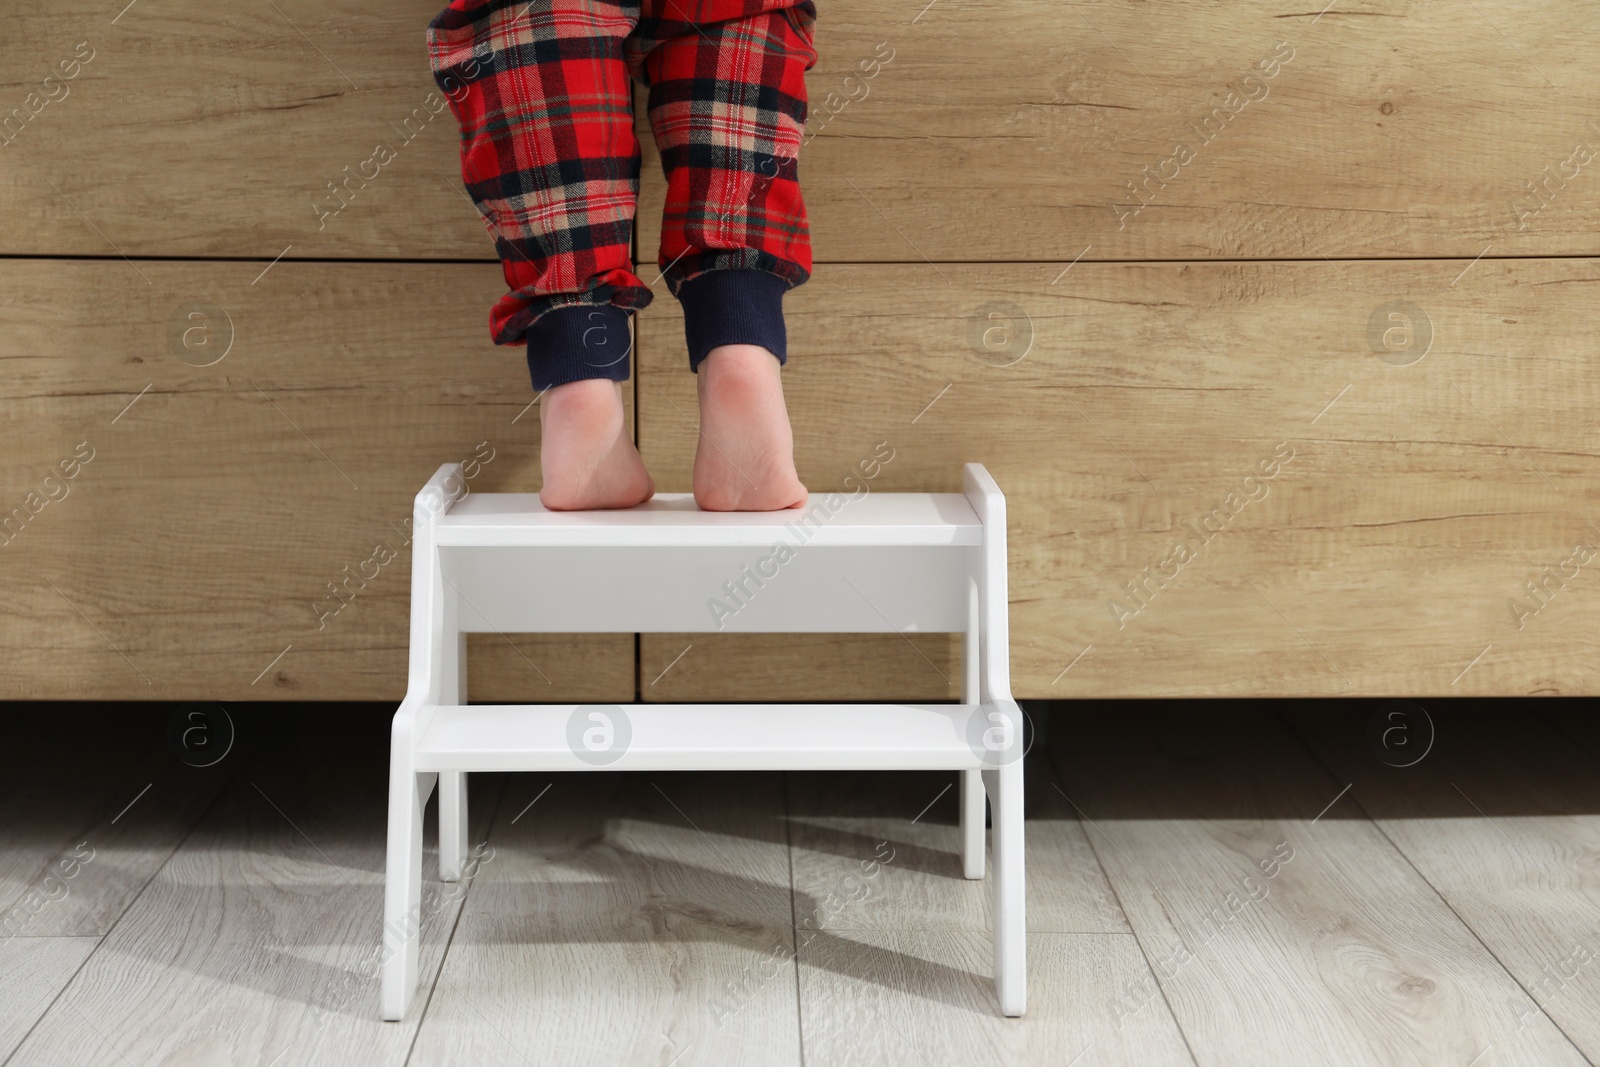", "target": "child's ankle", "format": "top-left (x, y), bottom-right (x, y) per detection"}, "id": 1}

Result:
top-left (545, 377), bottom-right (621, 402)
top-left (540, 377), bottom-right (623, 422)
top-left (701, 344), bottom-right (780, 375)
